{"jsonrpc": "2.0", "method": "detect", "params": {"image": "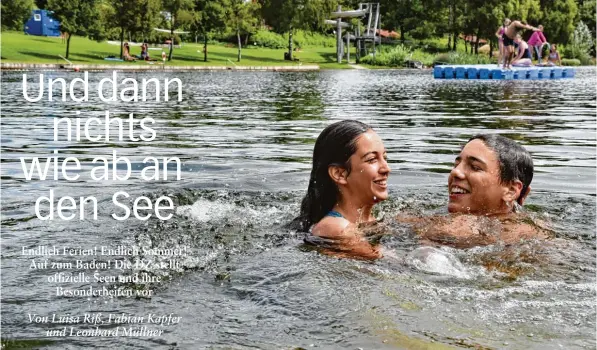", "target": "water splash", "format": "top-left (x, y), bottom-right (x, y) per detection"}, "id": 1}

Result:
top-left (407, 246), bottom-right (472, 279)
